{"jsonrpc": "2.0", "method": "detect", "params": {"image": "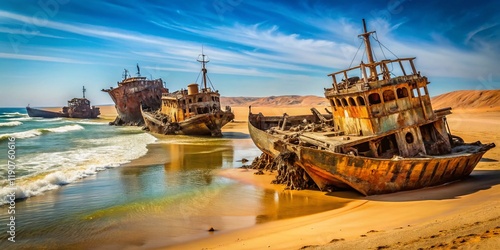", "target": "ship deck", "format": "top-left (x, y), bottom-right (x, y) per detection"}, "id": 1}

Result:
top-left (269, 127), bottom-right (375, 152)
